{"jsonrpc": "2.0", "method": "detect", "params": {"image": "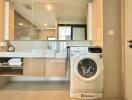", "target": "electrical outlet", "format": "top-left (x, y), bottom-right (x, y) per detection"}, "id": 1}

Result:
top-left (108, 30), bottom-right (115, 36)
